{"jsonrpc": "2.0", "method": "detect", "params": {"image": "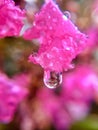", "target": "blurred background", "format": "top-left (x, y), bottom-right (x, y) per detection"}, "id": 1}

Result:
top-left (1, 0), bottom-right (98, 130)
